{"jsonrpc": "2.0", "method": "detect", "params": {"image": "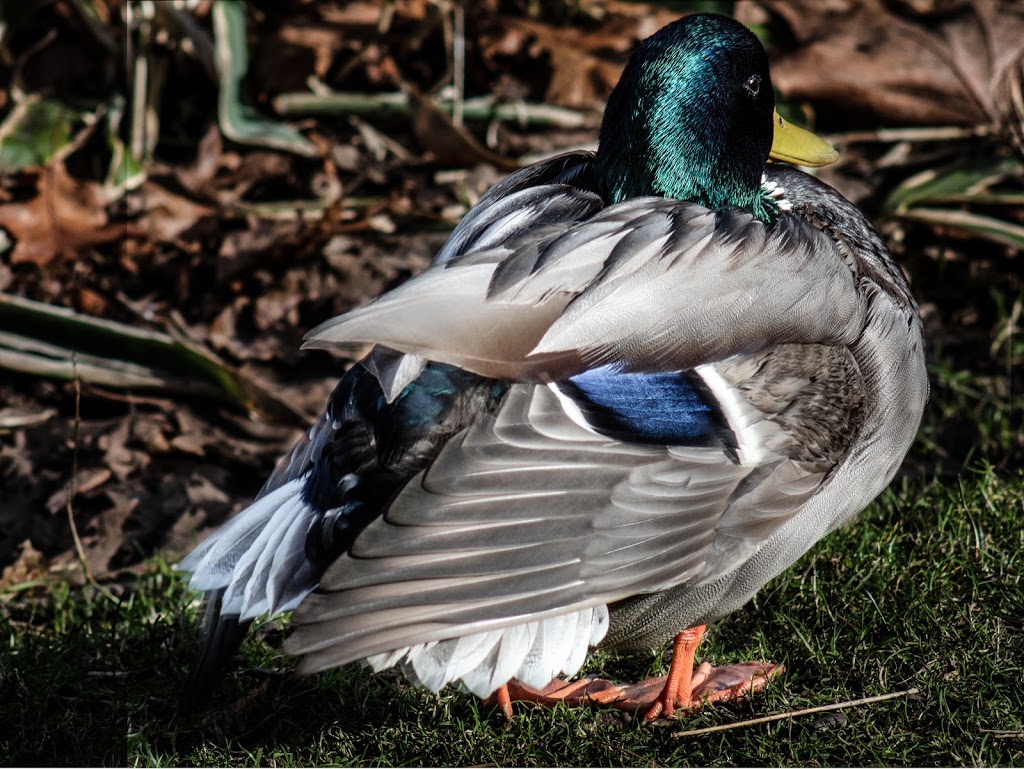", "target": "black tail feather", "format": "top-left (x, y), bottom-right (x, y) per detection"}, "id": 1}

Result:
top-left (180, 589), bottom-right (252, 714)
